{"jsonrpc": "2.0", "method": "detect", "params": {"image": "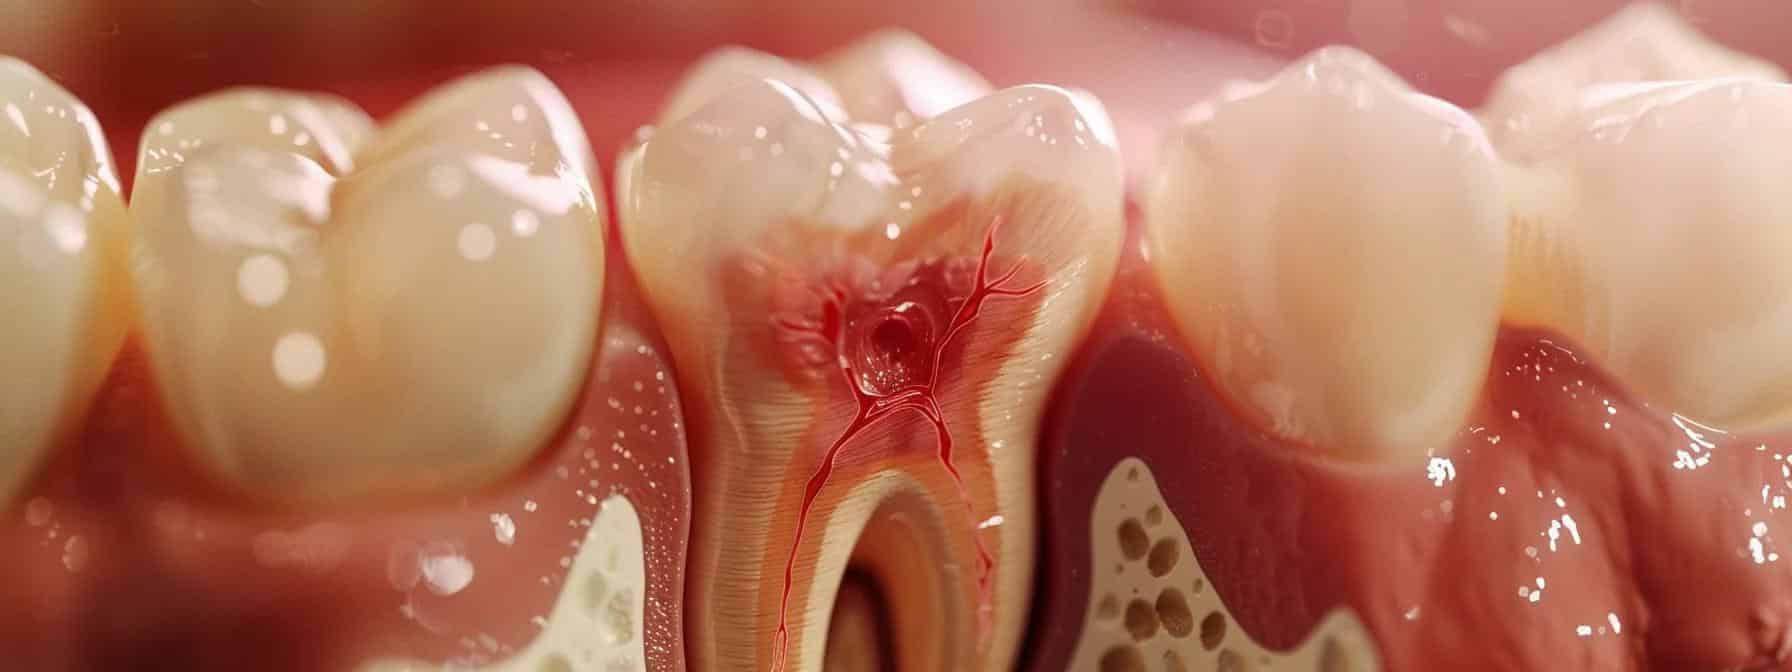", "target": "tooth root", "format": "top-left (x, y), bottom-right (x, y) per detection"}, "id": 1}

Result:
top-left (0, 58), bottom-right (129, 505)
top-left (132, 67), bottom-right (605, 504)
top-left (1482, 3), bottom-right (1785, 162)
top-left (1145, 47), bottom-right (1506, 463)
top-left (1507, 78), bottom-right (1792, 430)
top-left (620, 51), bottom-right (1122, 670)
top-left (816, 28), bottom-right (991, 128)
